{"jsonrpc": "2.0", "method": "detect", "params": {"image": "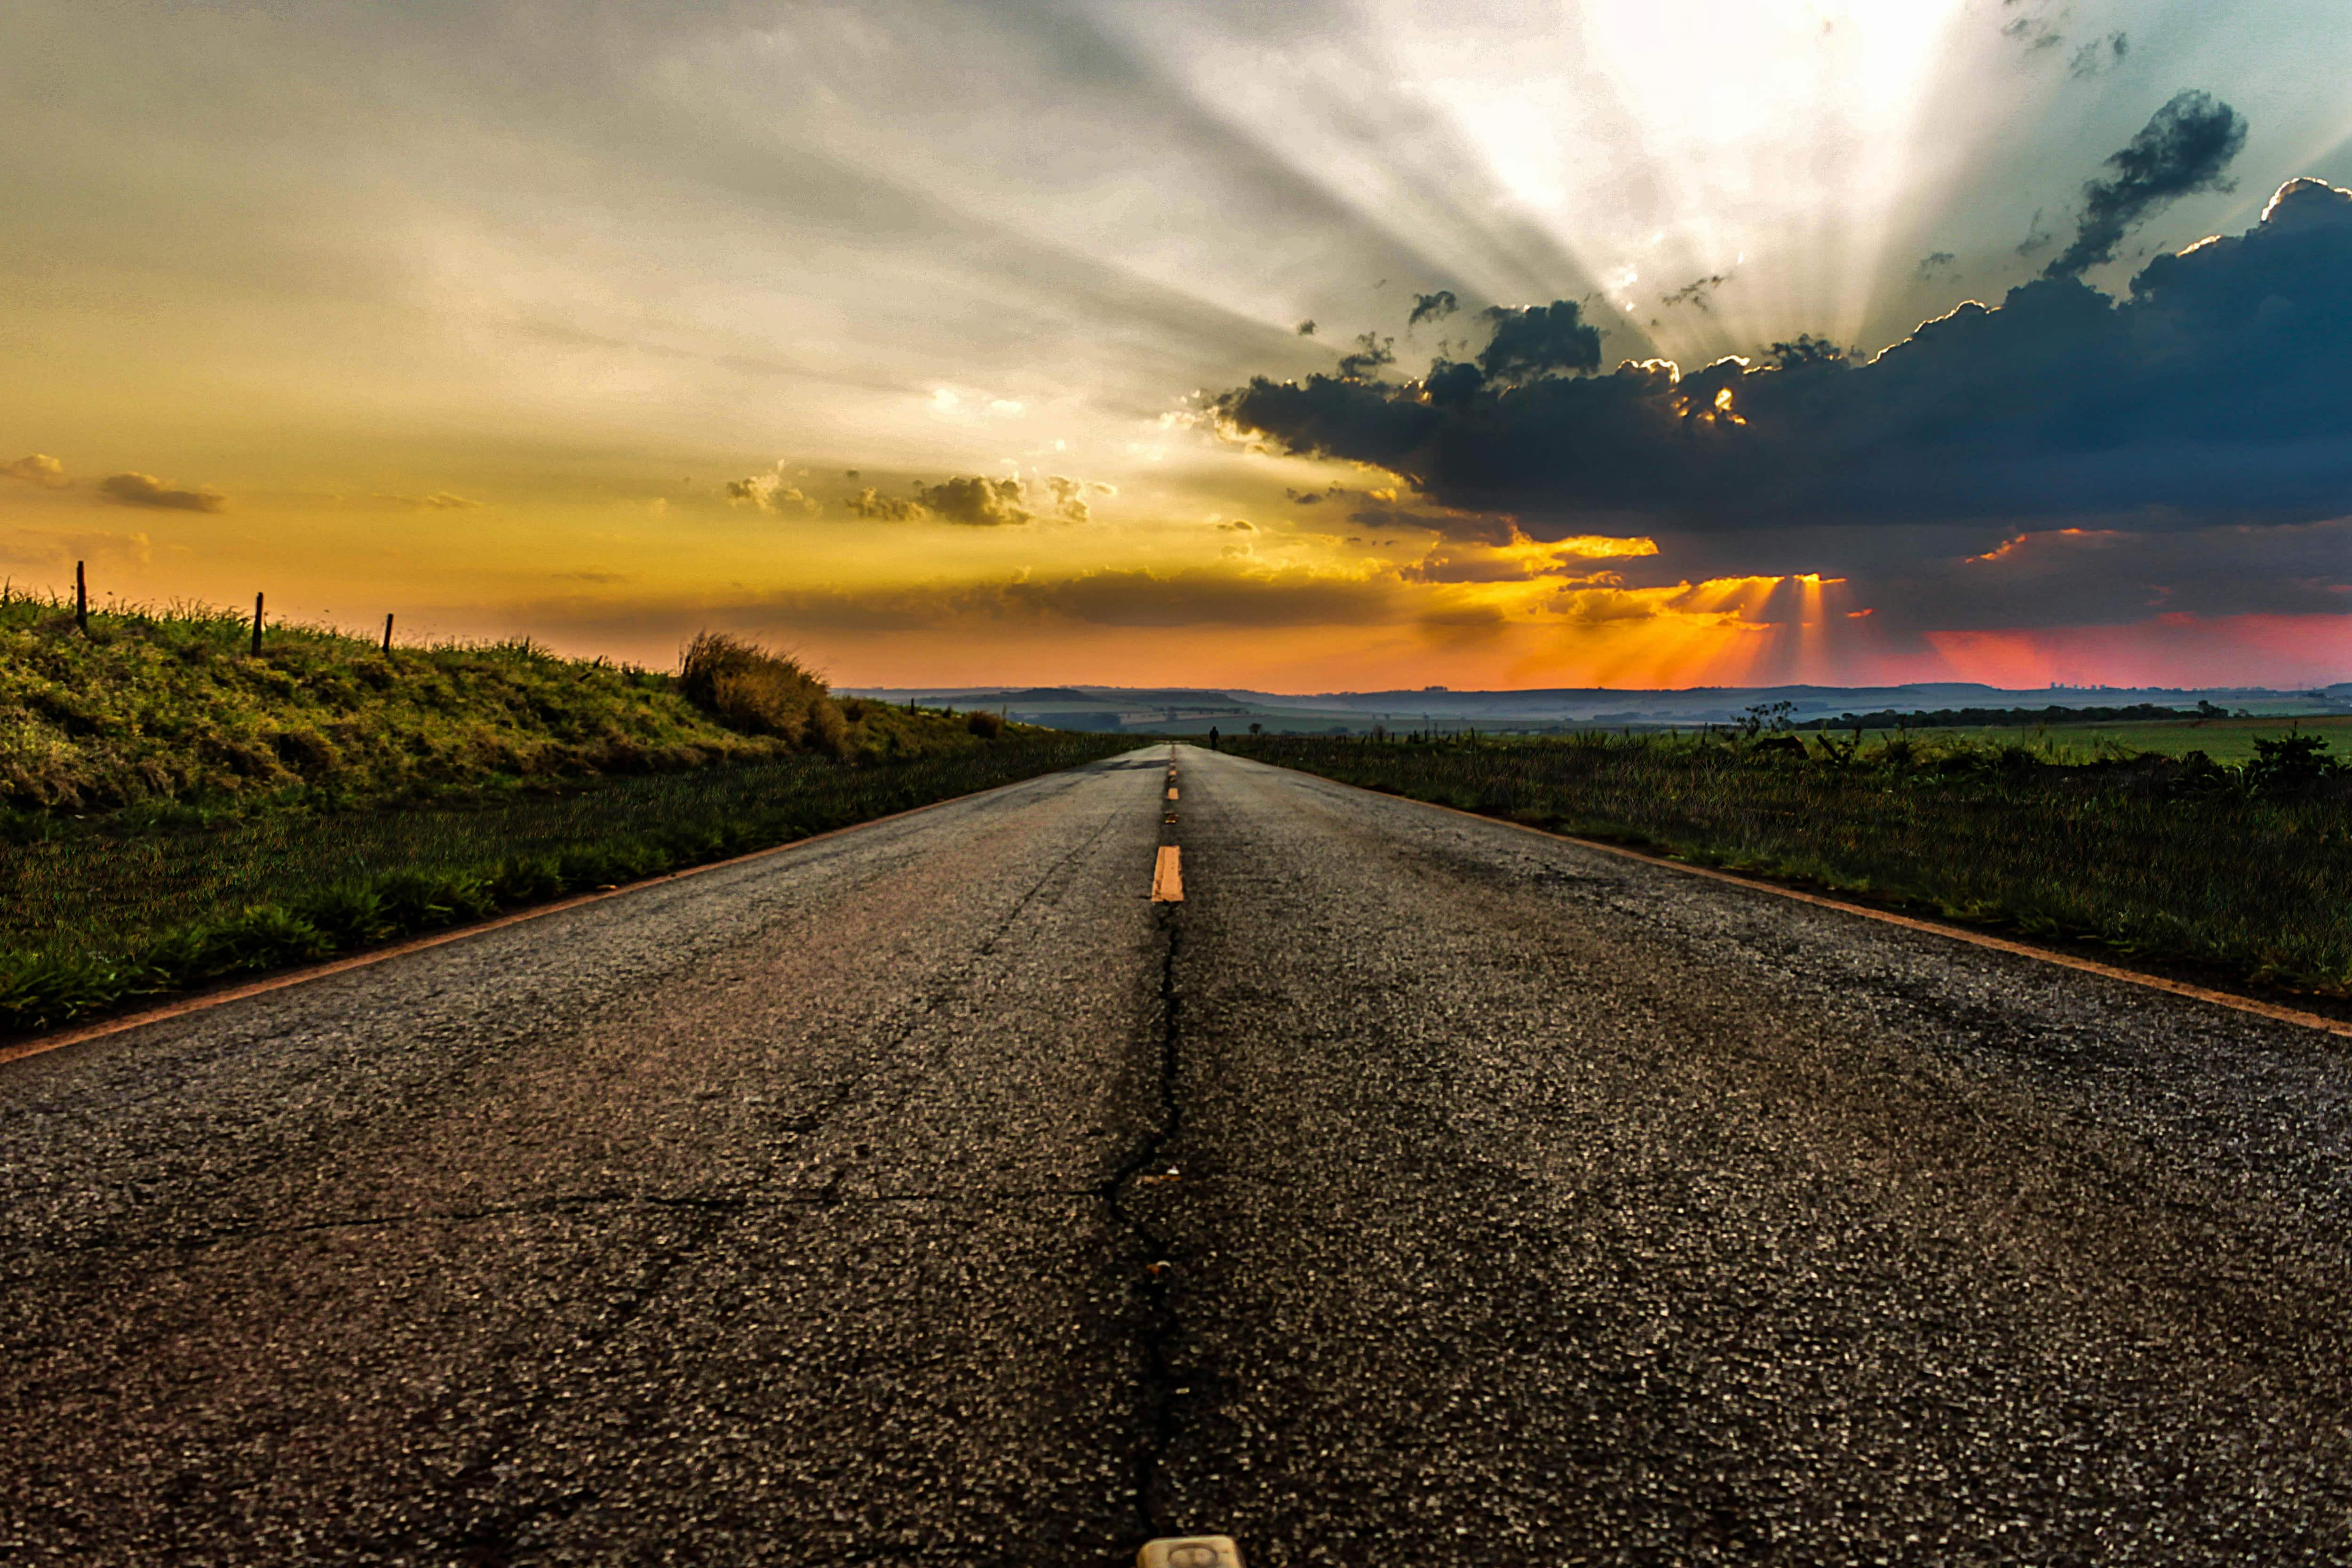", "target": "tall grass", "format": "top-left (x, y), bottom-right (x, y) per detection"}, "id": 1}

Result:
top-left (0, 593), bottom-right (795, 813)
top-left (0, 599), bottom-right (968, 816)
top-left (1236, 732), bottom-right (2352, 995)
top-left (0, 733), bottom-right (1141, 1035)
top-left (677, 631), bottom-right (847, 754)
